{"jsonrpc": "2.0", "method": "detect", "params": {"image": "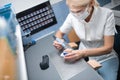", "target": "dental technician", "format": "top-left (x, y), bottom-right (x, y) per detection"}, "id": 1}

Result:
top-left (53, 0), bottom-right (119, 80)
